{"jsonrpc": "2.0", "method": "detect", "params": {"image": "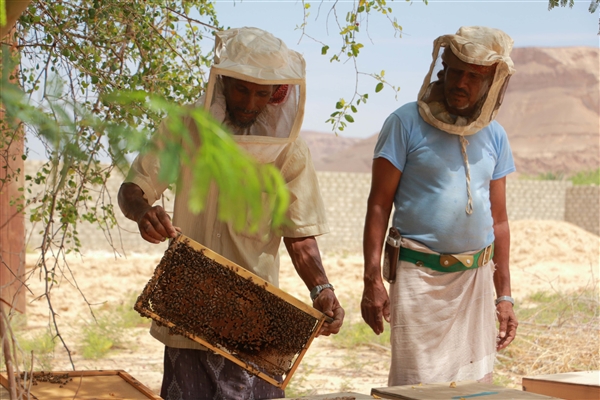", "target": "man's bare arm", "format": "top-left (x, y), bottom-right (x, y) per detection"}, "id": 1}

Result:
top-left (361, 157), bottom-right (401, 335)
top-left (118, 182), bottom-right (179, 244)
top-left (283, 236), bottom-right (344, 336)
top-left (490, 177), bottom-right (518, 350)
